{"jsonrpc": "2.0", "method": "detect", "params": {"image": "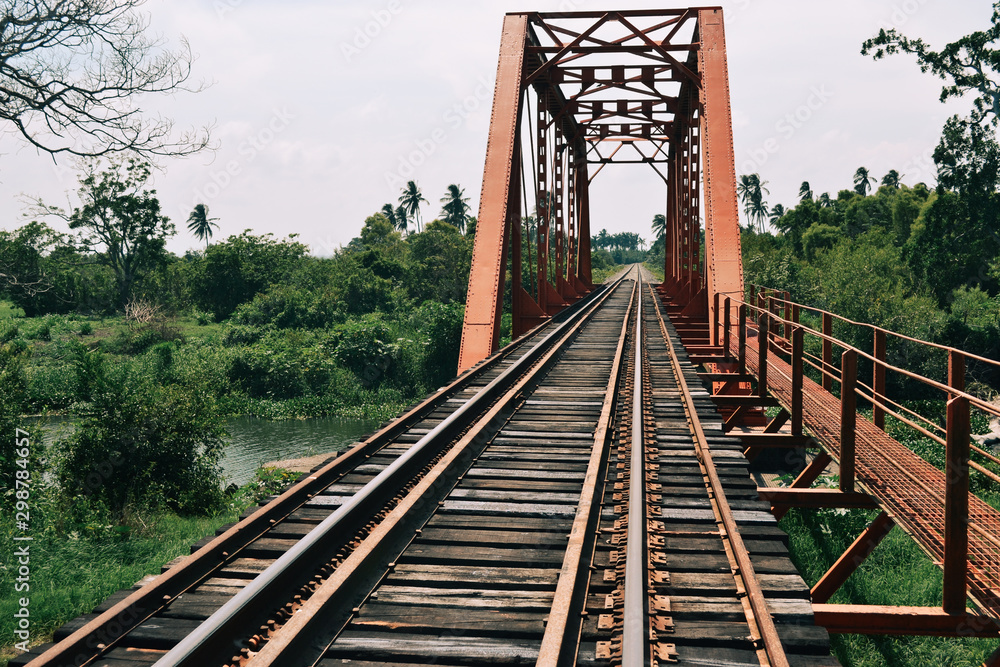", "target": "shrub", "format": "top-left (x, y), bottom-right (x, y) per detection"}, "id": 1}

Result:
top-left (413, 301), bottom-right (464, 388)
top-left (78, 321), bottom-right (93, 336)
top-left (0, 320), bottom-right (19, 342)
top-left (0, 342), bottom-right (30, 489)
top-left (25, 362), bottom-right (78, 412)
top-left (57, 351), bottom-right (227, 518)
top-left (231, 284), bottom-right (340, 330)
top-left (328, 318), bottom-right (397, 388)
